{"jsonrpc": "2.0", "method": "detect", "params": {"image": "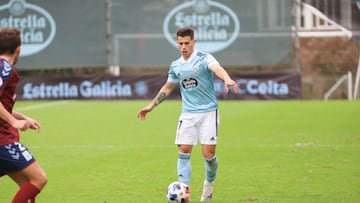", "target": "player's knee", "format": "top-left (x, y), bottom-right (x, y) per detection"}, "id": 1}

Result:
top-left (40, 174), bottom-right (48, 189)
top-left (33, 172), bottom-right (48, 190)
top-left (178, 145), bottom-right (192, 154)
top-left (203, 151), bottom-right (215, 159)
